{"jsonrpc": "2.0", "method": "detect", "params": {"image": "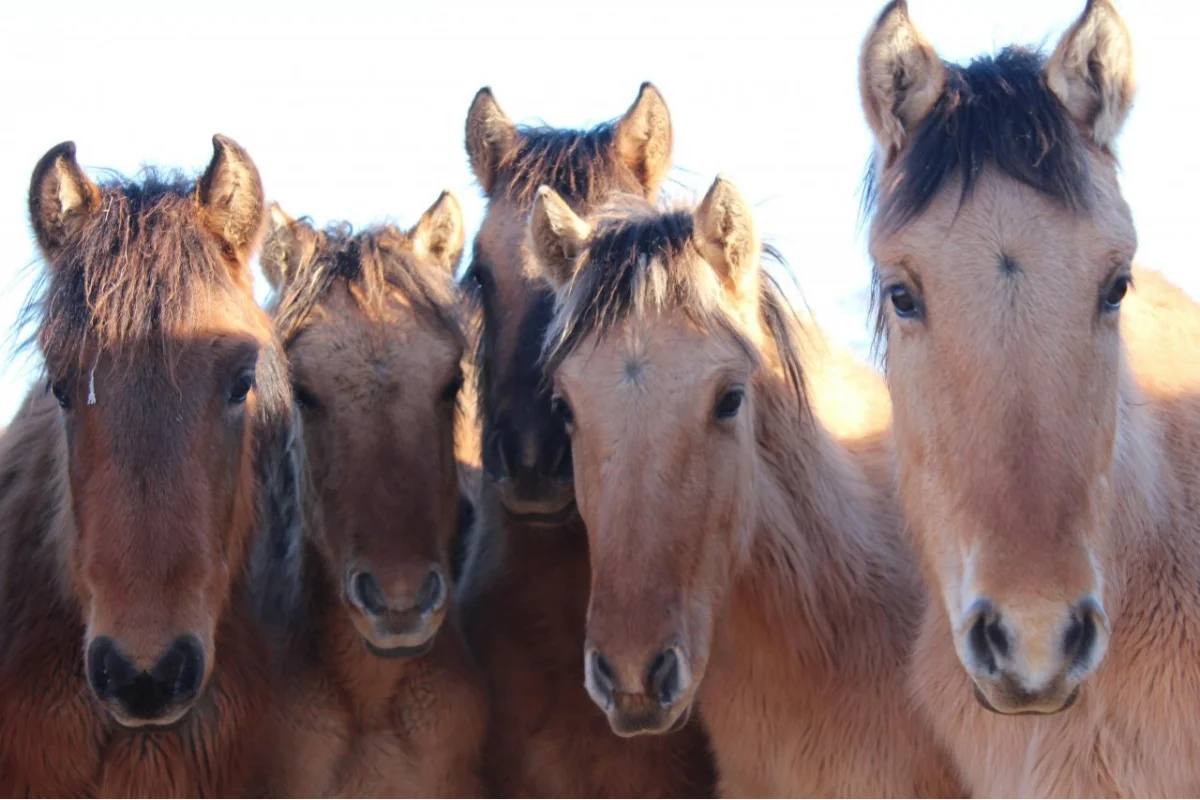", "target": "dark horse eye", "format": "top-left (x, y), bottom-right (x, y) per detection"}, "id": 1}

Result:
top-left (51, 381), bottom-right (72, 410)
top-left (1103, 275), bottom-right (1131, 312)
top-left (888, 284), bottom-right (920, 318)
top-left (294, 384), bottom-right (320, 411)
top-left (715, 388), bottom-right (745, 420)
top-left (551, 394), bottom-right (574, 426)
top-left (463, 262), bottom-right (490, 293)
top-left (442, 370), bottom-right (464, 404)
top-left (229, 372), bottom-right (255, 405)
